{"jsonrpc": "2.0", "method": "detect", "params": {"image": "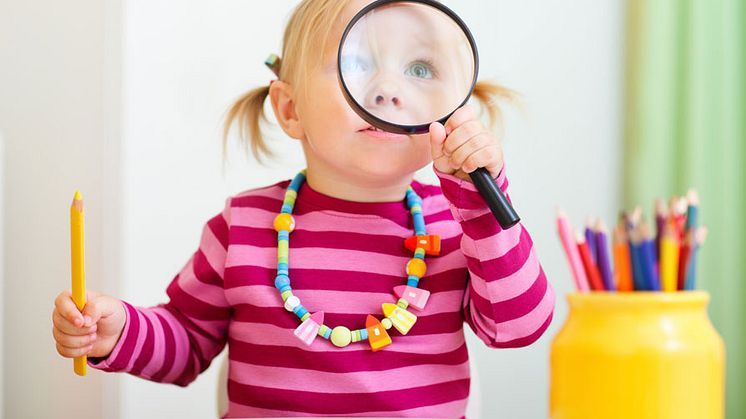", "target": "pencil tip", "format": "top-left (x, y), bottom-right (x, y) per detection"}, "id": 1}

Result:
top-left (74, 190), bottom-right (82, 201)
top-left (687, 188), bottom-right (699, 205)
